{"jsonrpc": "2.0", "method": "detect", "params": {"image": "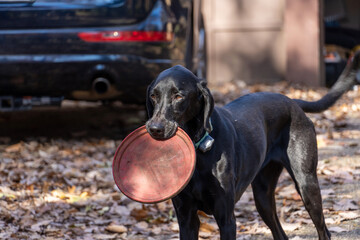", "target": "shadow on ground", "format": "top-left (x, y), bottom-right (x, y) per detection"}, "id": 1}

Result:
top-left (0, 101), bottom-right (147, 142)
